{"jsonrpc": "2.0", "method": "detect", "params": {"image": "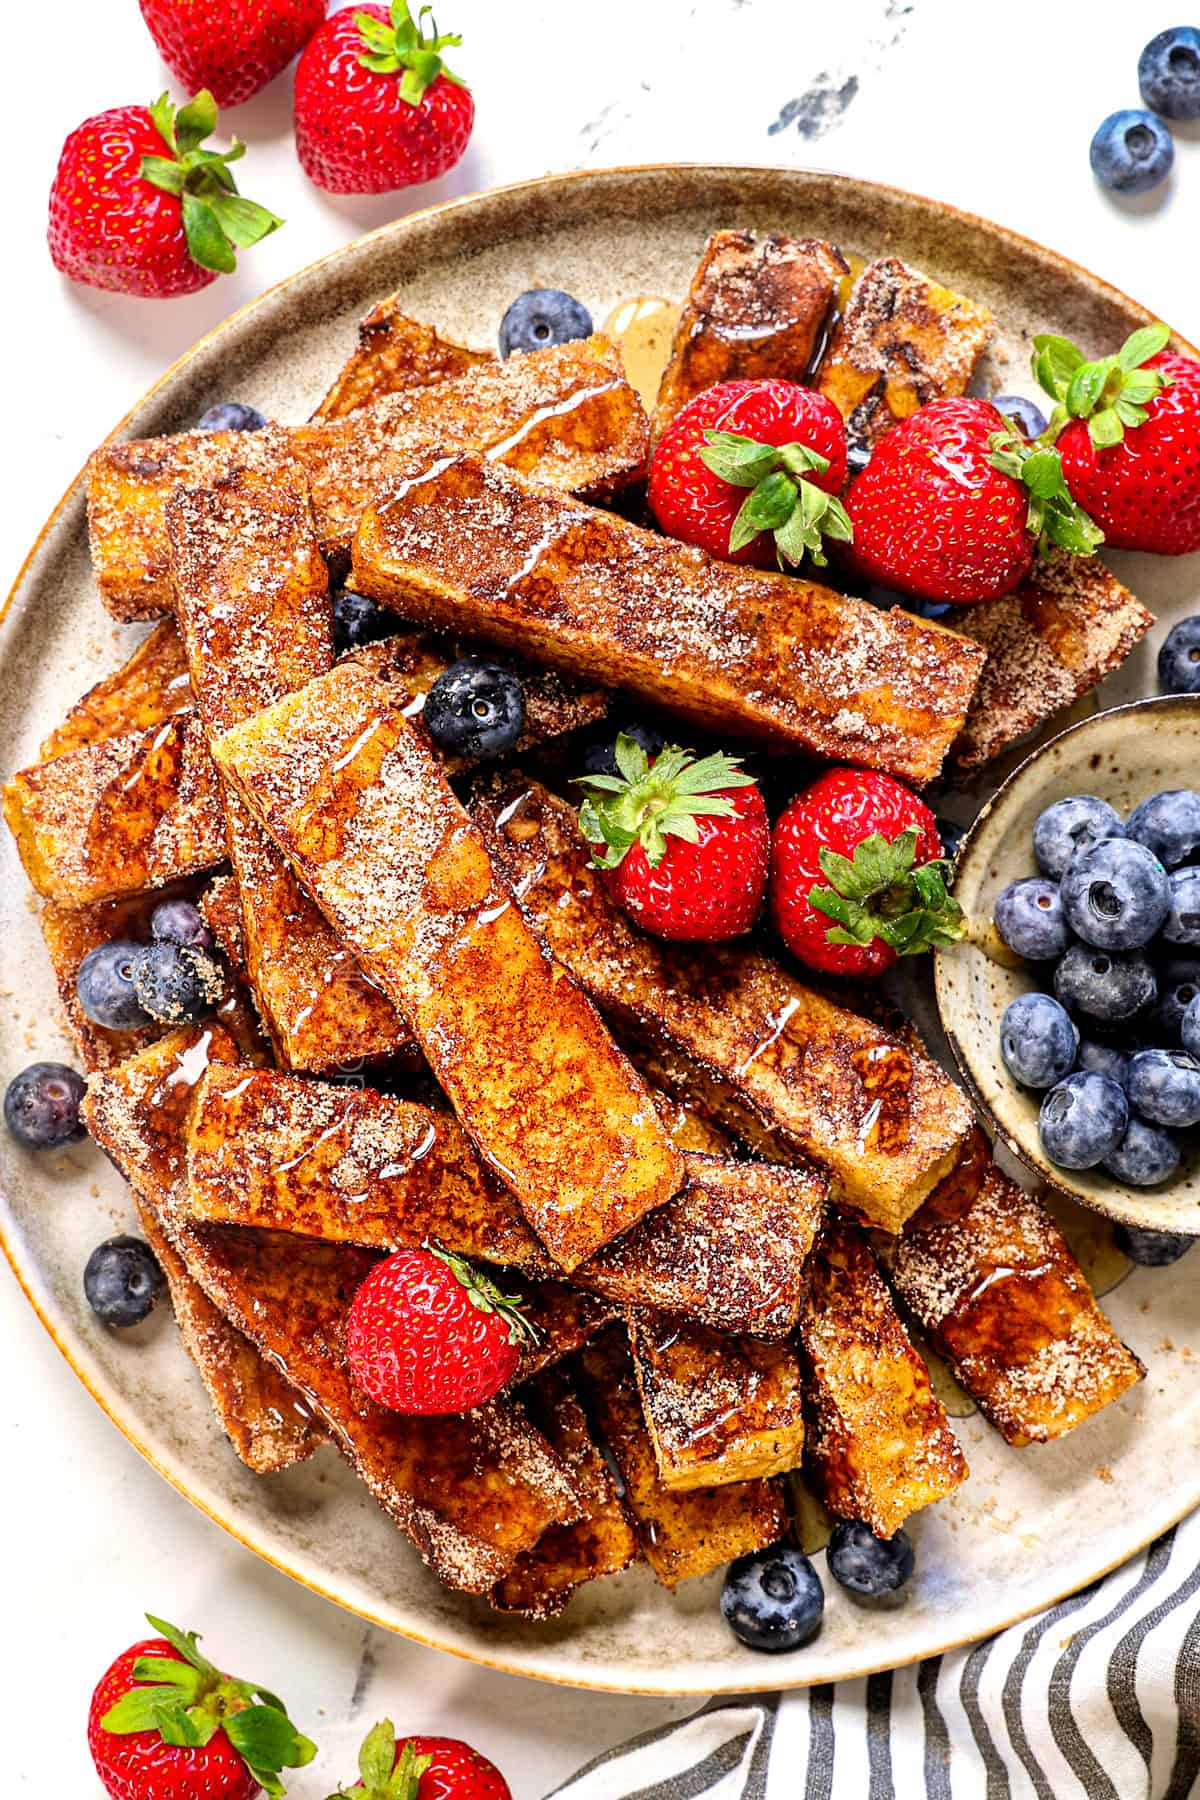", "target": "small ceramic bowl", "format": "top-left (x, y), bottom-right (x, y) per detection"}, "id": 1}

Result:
top-left (935, 695), bottom-right (1200, 1234)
